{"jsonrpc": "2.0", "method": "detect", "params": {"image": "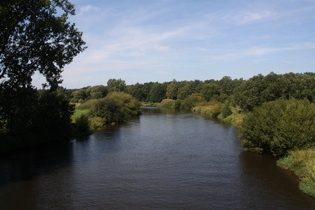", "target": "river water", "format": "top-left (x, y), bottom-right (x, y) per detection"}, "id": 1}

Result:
top-left (0, 108), bottom-right (315, 209)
